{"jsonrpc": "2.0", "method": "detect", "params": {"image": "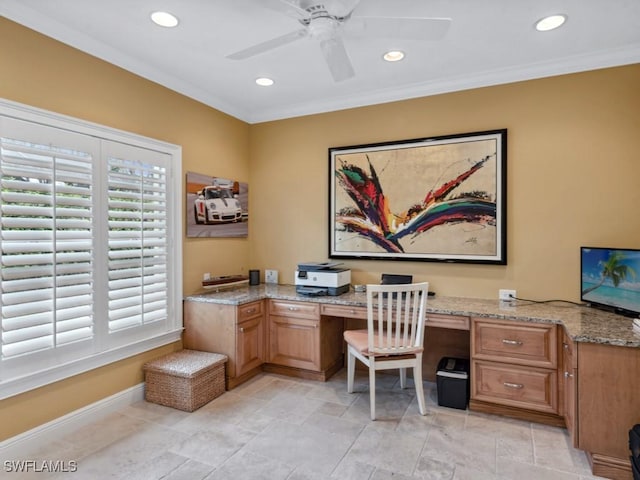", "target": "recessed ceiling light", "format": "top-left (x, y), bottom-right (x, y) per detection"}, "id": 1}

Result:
top-left (535, 14), bottom-right (567, 32)
top-left (255, 77), bottom-right (274, 87)
top-left (383, 50), bottom-right (405, 62)
top-left (151, 11), bottom-right (179, 28)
